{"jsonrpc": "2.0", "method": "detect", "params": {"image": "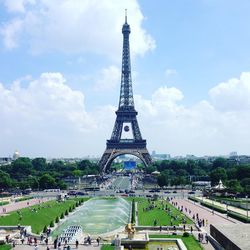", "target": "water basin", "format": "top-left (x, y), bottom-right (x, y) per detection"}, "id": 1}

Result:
top-left (53, 197), bottom-right (130, 237)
